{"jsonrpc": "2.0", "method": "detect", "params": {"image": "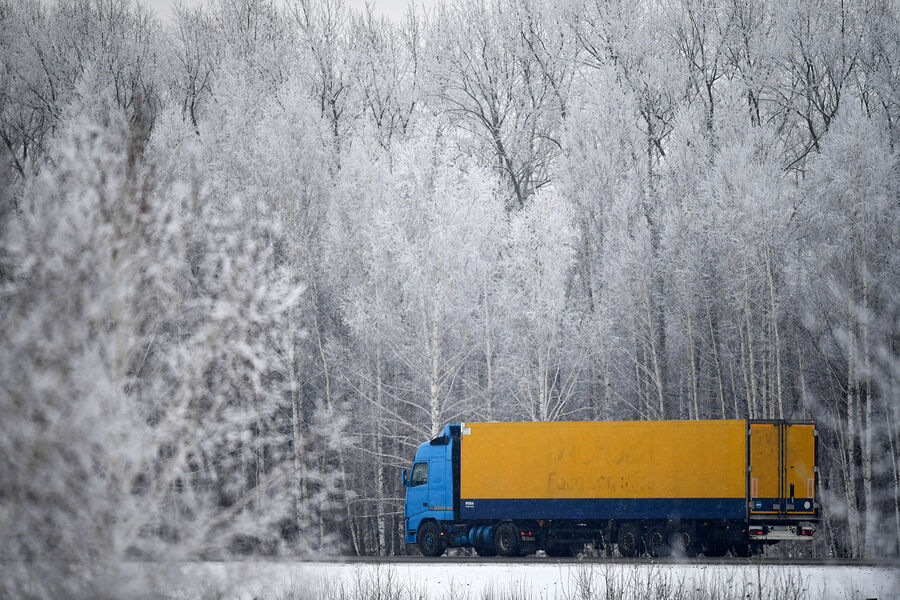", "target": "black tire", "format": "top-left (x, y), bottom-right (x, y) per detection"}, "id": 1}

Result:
top-left (474, 546), bottom-right (497, 557)
top-left (418, 521), bottom-right (445, 557)
top-left (645, 525), bottom-right (671, 557)
top-left (730, 542), bottom-right (751, 557)
top-left (493, 522), bottom-right (520, 557)
top-left (616, 523), bottom-right (644, 558)
top-left (670, 525), bottom-right (699, 557)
